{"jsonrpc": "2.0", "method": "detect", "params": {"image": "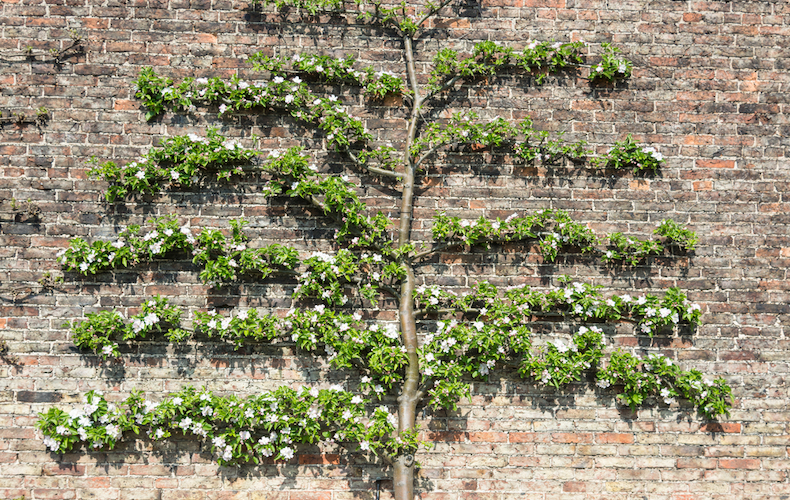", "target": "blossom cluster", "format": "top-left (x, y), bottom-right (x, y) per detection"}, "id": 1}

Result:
top-left (133, 69), bottom-right (371, 151)
top-left (87, 128), bottom-right (258, 202)
top-left (430, 208), bottom-right (597, 262)
top-left (191, 219), bottom-right (300, 287)
top-left (56, 217), bottom-right (300, 287)
top-left (410, 112), bottom-right (523, 163)
top-left (513, 124), bottom-right (590, 165)
top-left (408, 112), bottom-right (657, 176)
top-left (599, 350), bottom-right (731, 418)
top-left (57, 212), bottom-right (397, 305)
top-left (520, 326), bottom-right (606, 389)
top-left (37, 386), bottom-right (417, 464)
top-left (415, 280), bottom-right (703, 338)
top-left (286, 306), bottom-right (409, 390)
top-left (591, 134), bottom-right (665, 173)
top-left (250, 52), bottom-right (405, 101)
top-left (70, 298), bottom-right (409, 394)
top-left (412, 279), bottom-right (723, 416)
top-left (69, 296), bottom-right (187, 358)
